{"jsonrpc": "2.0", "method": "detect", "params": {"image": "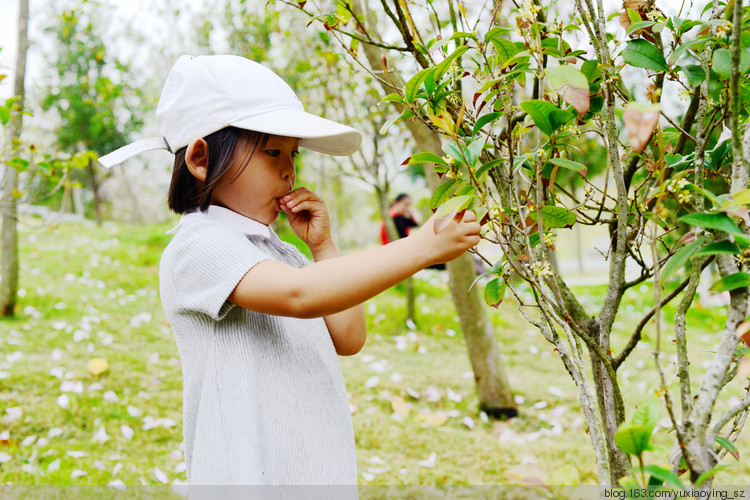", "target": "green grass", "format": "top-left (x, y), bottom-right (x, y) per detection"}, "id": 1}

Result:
top-left (0, 218), bottom-right (748, 486)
